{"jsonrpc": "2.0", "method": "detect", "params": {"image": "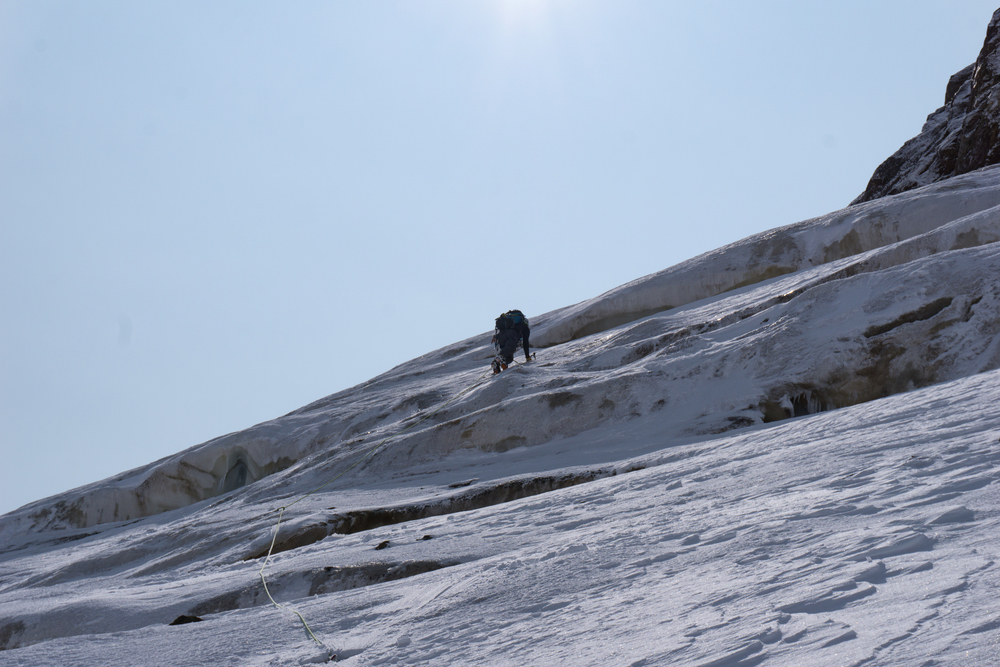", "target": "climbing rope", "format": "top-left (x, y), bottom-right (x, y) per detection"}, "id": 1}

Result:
top-left (256, 362), bottom-right (502, 659)
top-left (257, 506), bottom-right (334, 658)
